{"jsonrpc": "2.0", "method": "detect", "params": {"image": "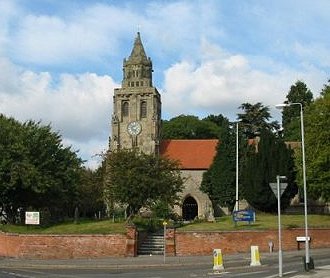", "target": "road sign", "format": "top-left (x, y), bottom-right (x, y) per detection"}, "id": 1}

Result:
top-left (269, 183), bottom-right (288, 199)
